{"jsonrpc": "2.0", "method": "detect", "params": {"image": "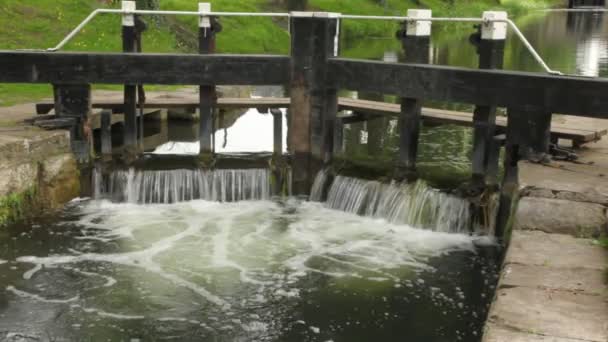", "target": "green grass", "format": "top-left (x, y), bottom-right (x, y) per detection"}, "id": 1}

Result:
top-left (0, 0), bottom-right (181, 106)
top-left (0, 0), bottom-right (561, 106)
top-left (160, 0), bottom-right (290, 54)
